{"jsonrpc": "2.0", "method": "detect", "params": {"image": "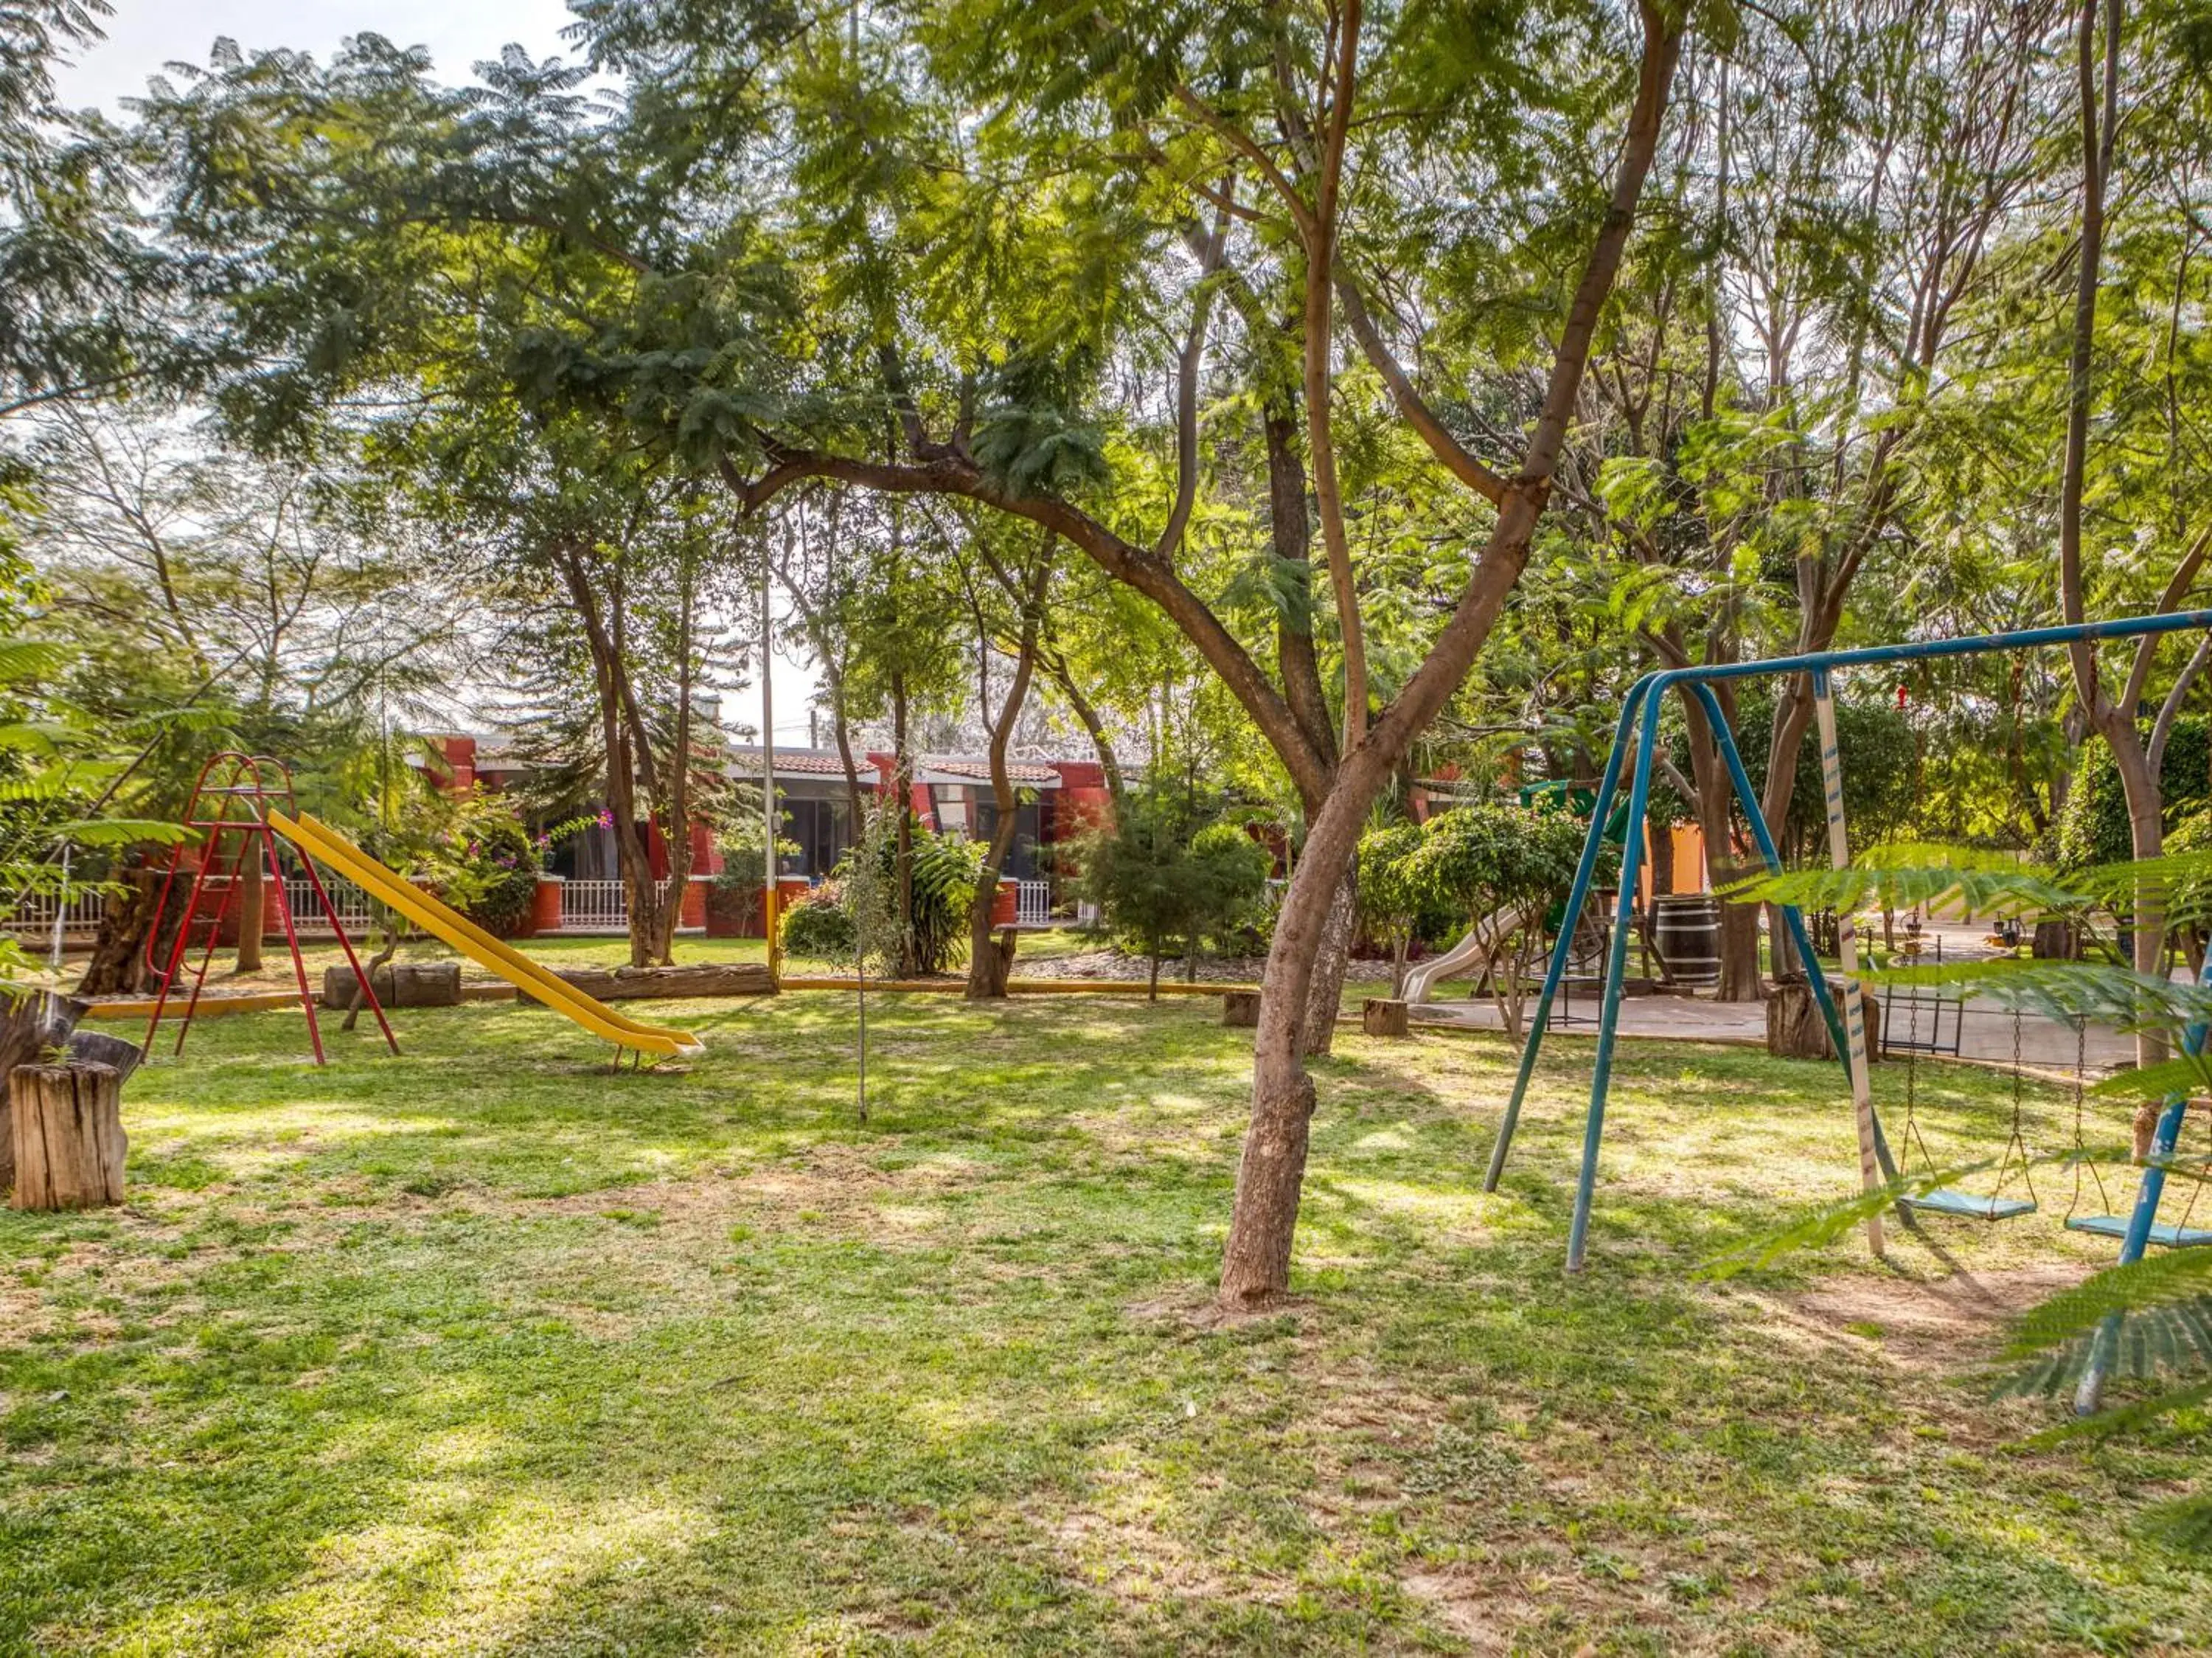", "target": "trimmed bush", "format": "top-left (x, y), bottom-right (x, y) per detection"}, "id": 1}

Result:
top-left (779, 887), bottom-right (855, 960)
